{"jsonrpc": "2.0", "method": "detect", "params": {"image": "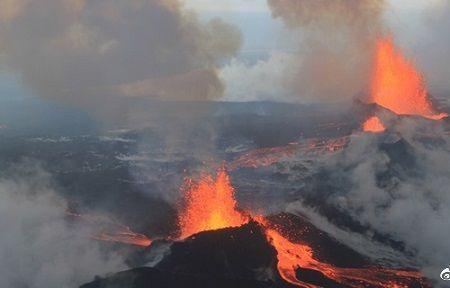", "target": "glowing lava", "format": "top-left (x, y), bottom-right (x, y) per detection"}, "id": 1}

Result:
top-left (230, 137), bottom-right (348, 170)
top-left (371, 36), bottom-right (447, 120)
top-left (178, 167), bottom-right (248, 239)
top-left (92, 230), bottom-right (152, 247)
top-left (265, 227), bottom-right (311, 286)
top-left (363, 116), bottom-right (386, 133)
top-left (263, 226), bottom-right (426, 288)
top-left (67, 211), bottom-right (152, 247)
